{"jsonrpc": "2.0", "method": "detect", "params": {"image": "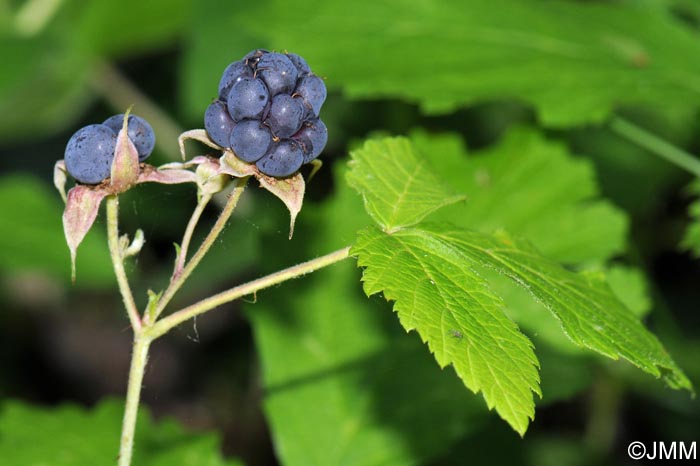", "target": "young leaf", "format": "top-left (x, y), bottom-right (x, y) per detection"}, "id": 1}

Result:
top-left (346, 138), bottom-right (465, 232)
